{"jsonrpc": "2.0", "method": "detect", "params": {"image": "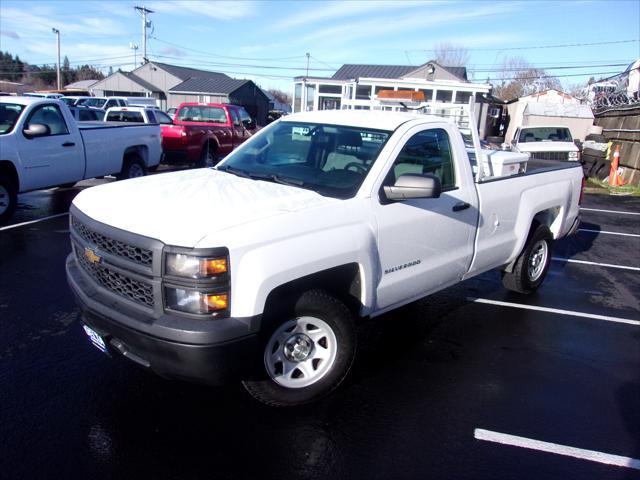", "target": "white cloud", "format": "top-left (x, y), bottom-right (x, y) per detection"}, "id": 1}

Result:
top-left (1, 8), bottom-right (127, 37)
top-left (276, 0), bottom-right (447, 30)
top-left (1, 30), bottom-right (20, 40)
top-left (149, 1), bottom-right (257, 20)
